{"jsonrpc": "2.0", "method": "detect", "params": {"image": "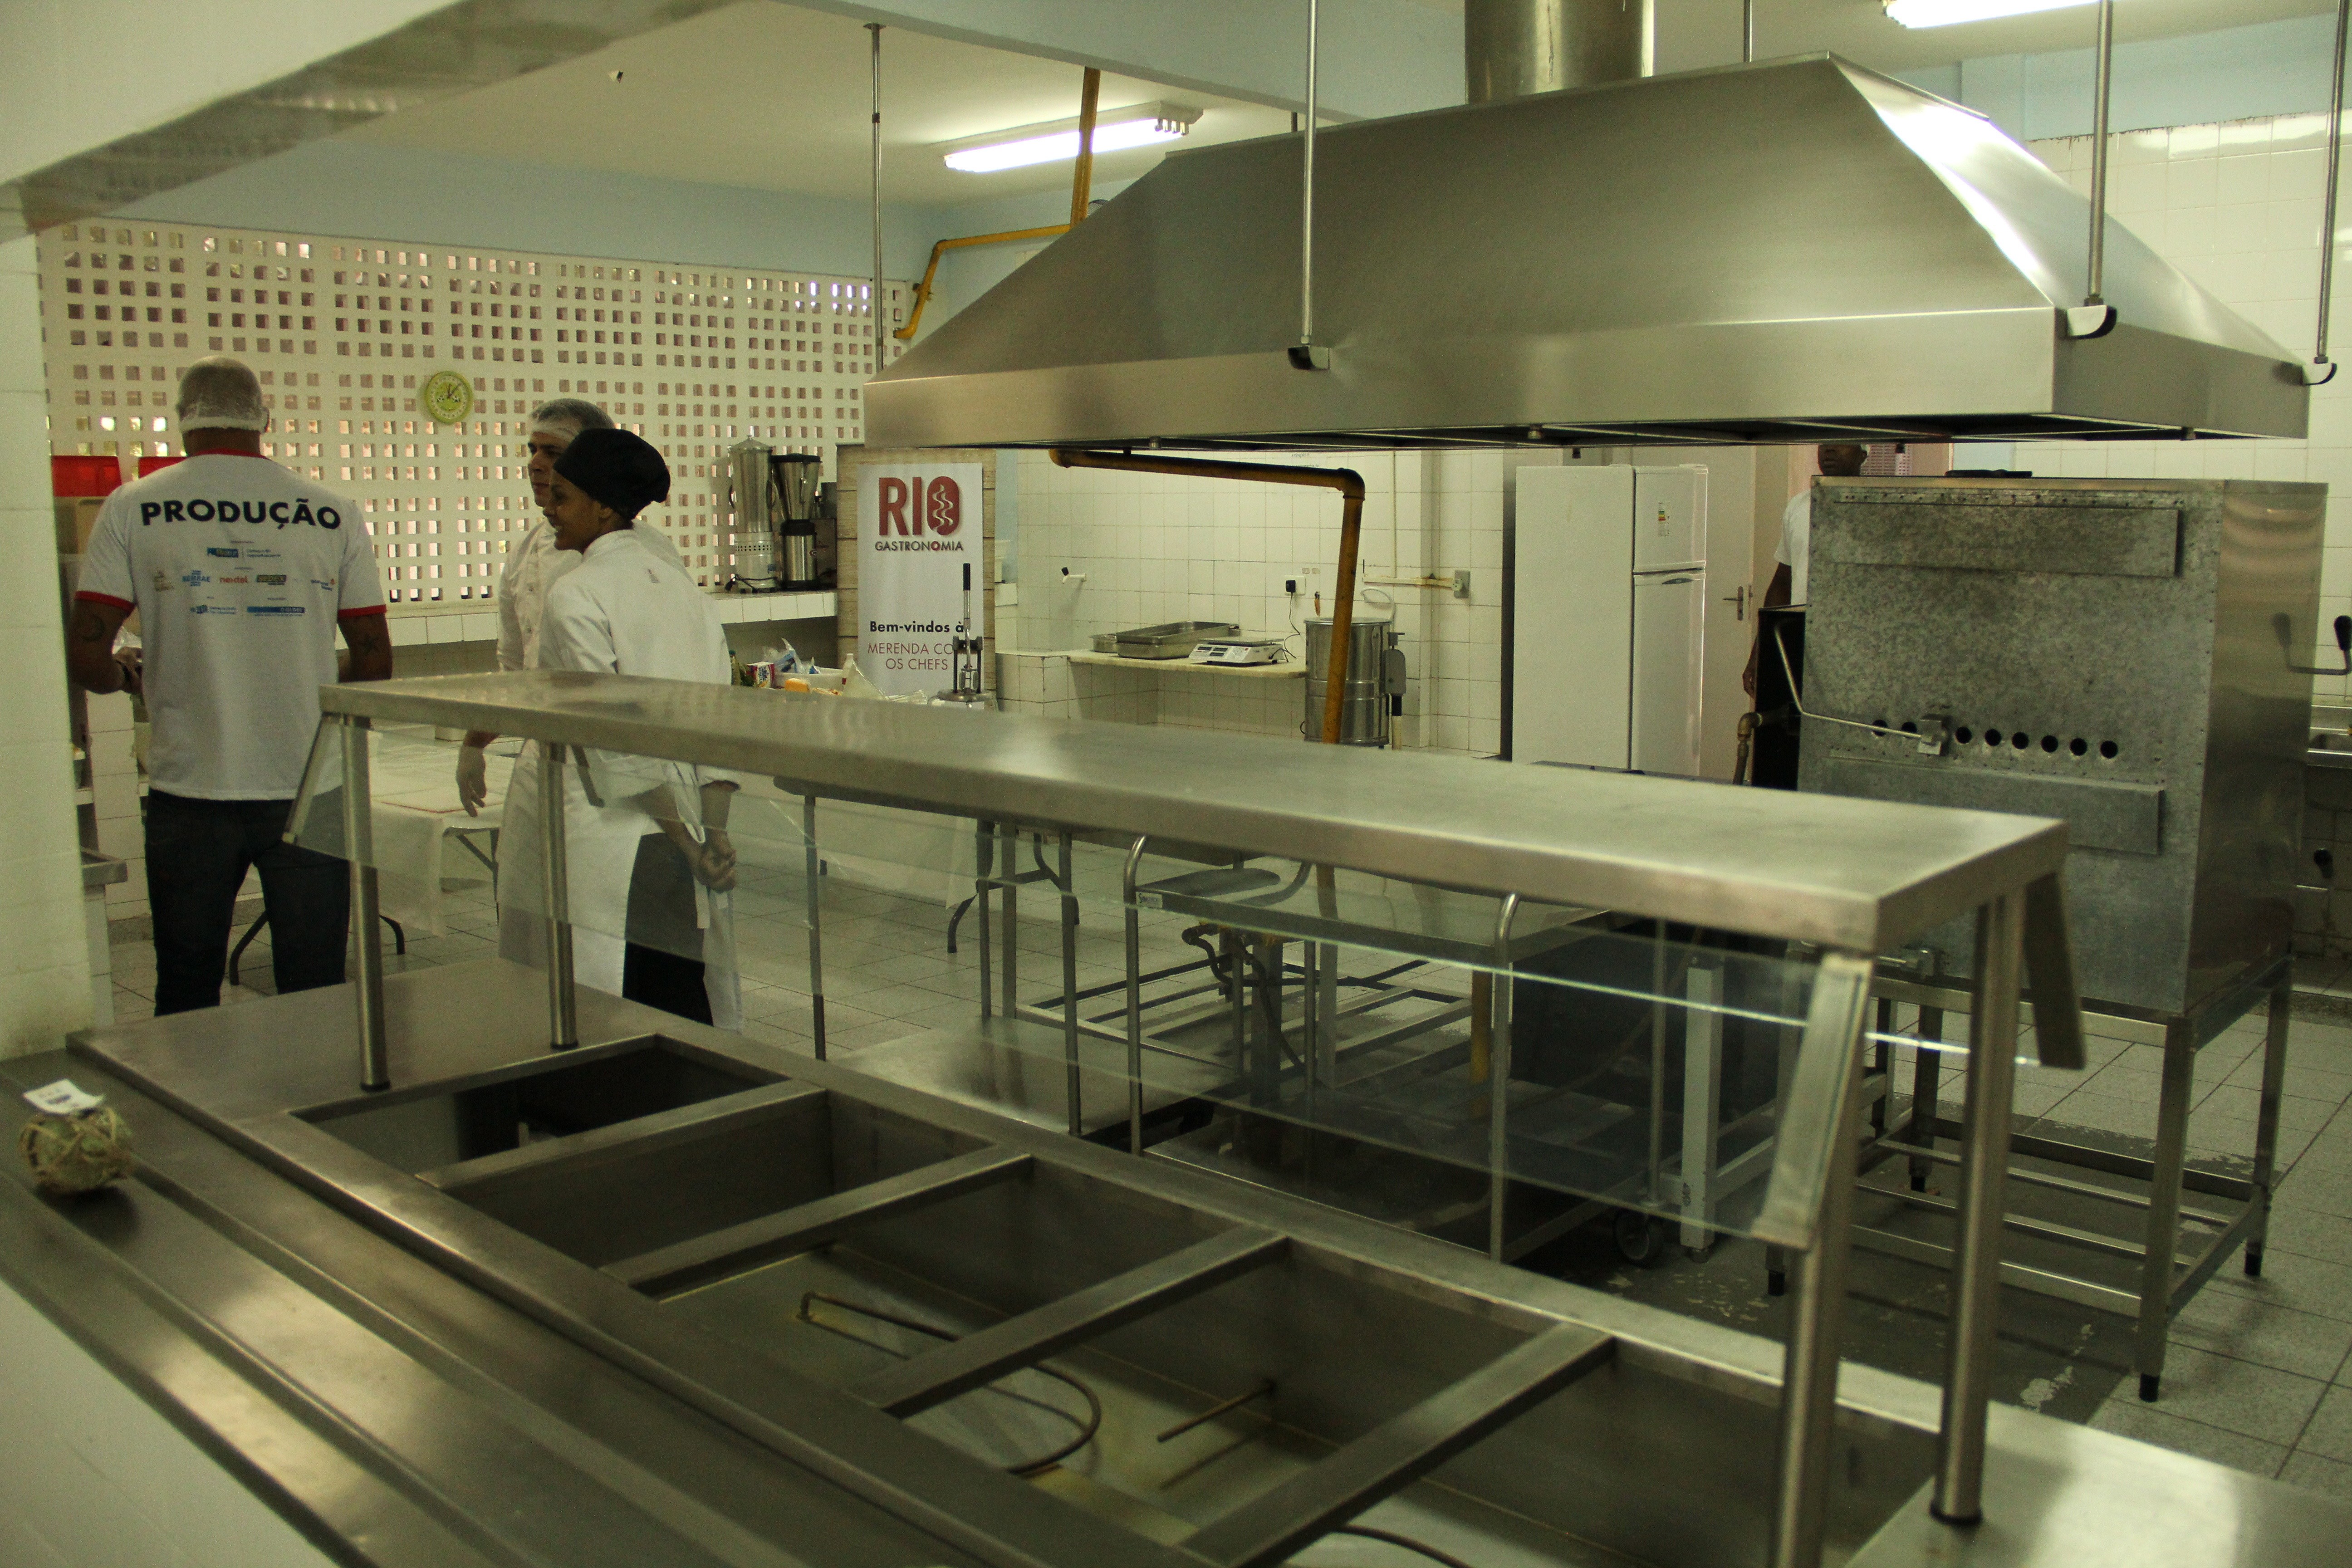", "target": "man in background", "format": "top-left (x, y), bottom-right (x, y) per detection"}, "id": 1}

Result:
top-left (1743, 442), bottom-right (1867, 698)
top-left (455, 396), bottom-right (614, 824)
top-left (457, 397), bottom-right (688, 969)
top-left (67, 357), bottom-right (390, 1012)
